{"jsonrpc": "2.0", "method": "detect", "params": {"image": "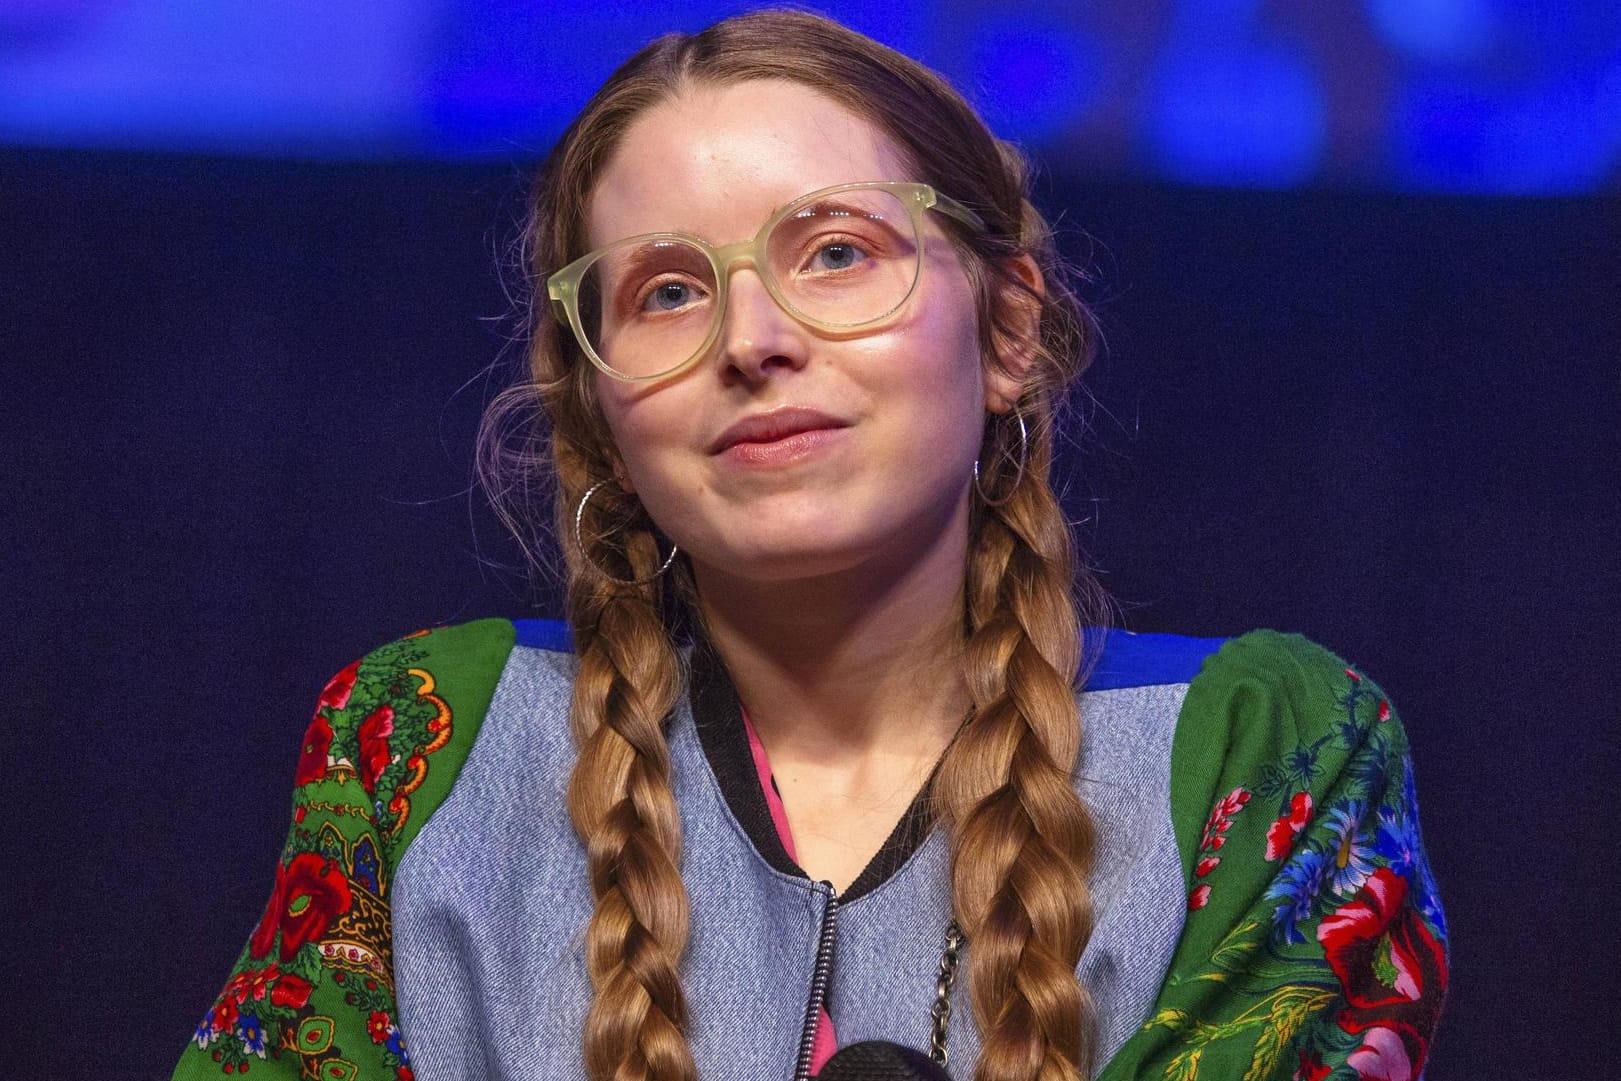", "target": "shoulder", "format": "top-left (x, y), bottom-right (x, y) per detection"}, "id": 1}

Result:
top-left (1166, 629), bottom-right (1418, 895)
top-left (1077, 626), bottom-right (1411, 869)
top-left (1175, 629), bottom-right (1401, 769)
top-left (293, 617), bottom-right (569, 858)
top-left (335, 615), bottom-right (575, 719)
